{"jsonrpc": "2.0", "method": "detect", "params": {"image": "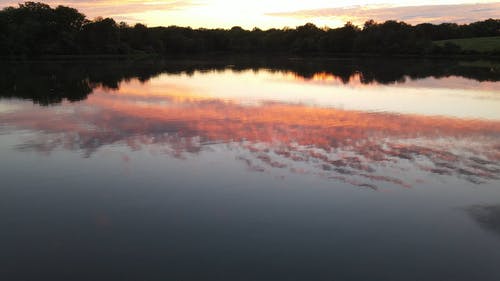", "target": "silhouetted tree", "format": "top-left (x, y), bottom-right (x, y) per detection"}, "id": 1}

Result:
top-left (1, 2), bottom-right (499, 57)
